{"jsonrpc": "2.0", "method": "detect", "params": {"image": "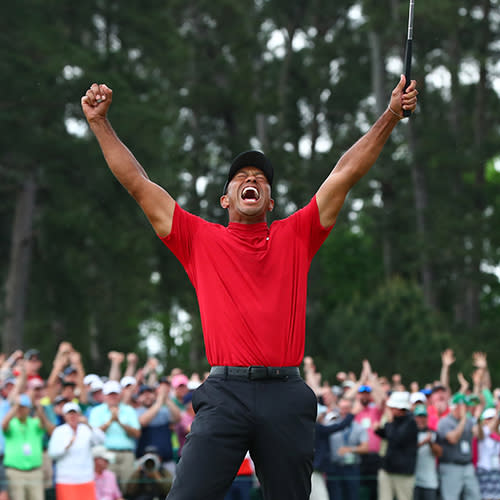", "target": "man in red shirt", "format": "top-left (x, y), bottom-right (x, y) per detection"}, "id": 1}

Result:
top-left (81, 77), bottom-right (417, 500)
